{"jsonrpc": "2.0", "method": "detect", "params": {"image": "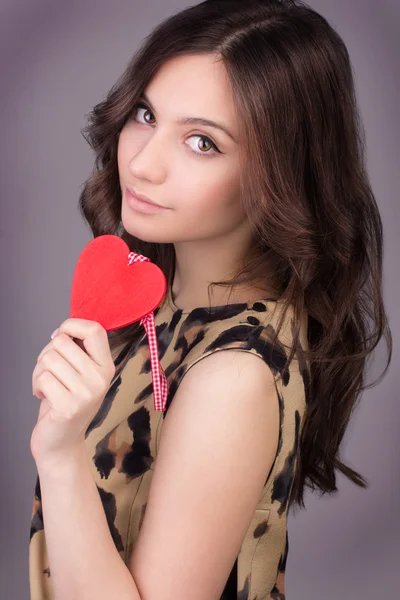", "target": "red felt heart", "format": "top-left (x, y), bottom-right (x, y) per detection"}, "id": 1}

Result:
top-left (70, 234), bottom-right (167, 331)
